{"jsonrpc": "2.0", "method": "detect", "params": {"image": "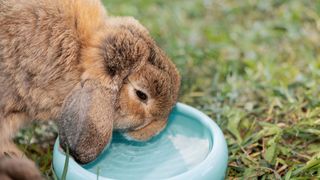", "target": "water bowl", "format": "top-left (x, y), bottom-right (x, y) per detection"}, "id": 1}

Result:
top-left (53, 103), bottom-right (228, 180)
